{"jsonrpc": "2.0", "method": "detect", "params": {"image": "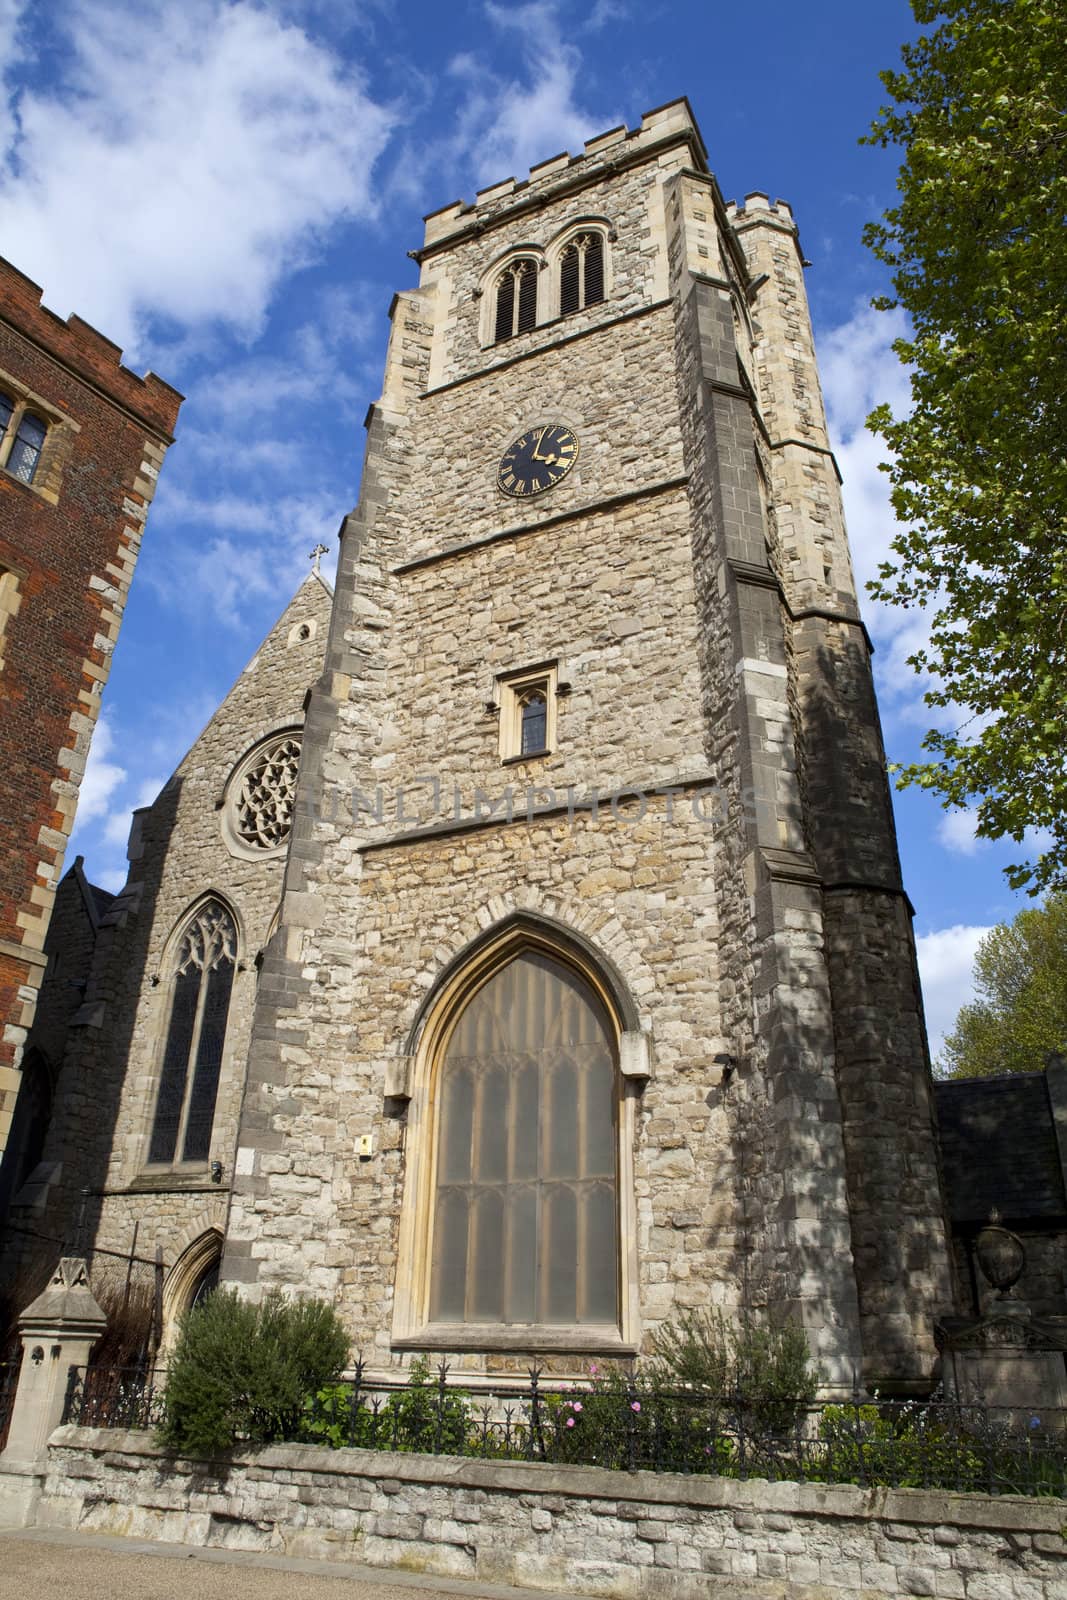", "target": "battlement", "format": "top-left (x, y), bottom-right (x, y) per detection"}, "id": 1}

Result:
top-left (725, 192), bottom-right (796, 229)
top-left (0, 256), bottom-right (183, 438)
top-left (420, 97), bottom-right (706, 255)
